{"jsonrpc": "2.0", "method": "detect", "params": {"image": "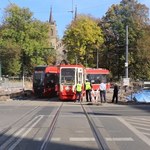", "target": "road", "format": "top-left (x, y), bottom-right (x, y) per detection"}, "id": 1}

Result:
top-left (0, 98), bottom-right (149, 150)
